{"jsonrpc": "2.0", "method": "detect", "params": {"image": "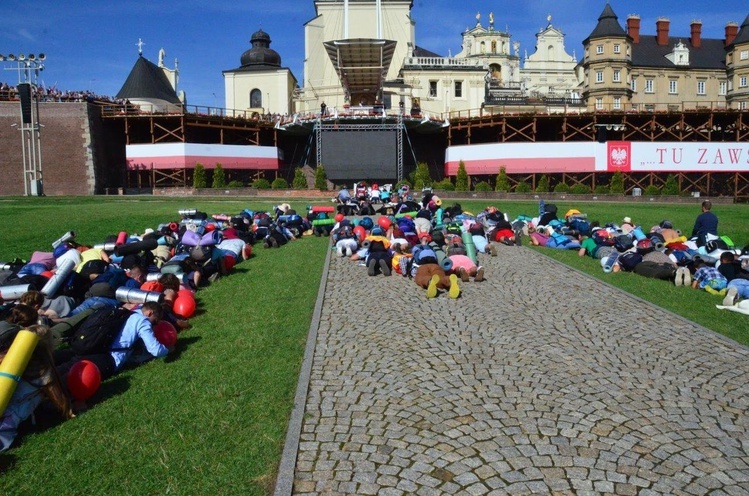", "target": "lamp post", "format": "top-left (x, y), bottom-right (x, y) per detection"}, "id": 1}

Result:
top-left (0, 52), bottom-right (46, 196)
